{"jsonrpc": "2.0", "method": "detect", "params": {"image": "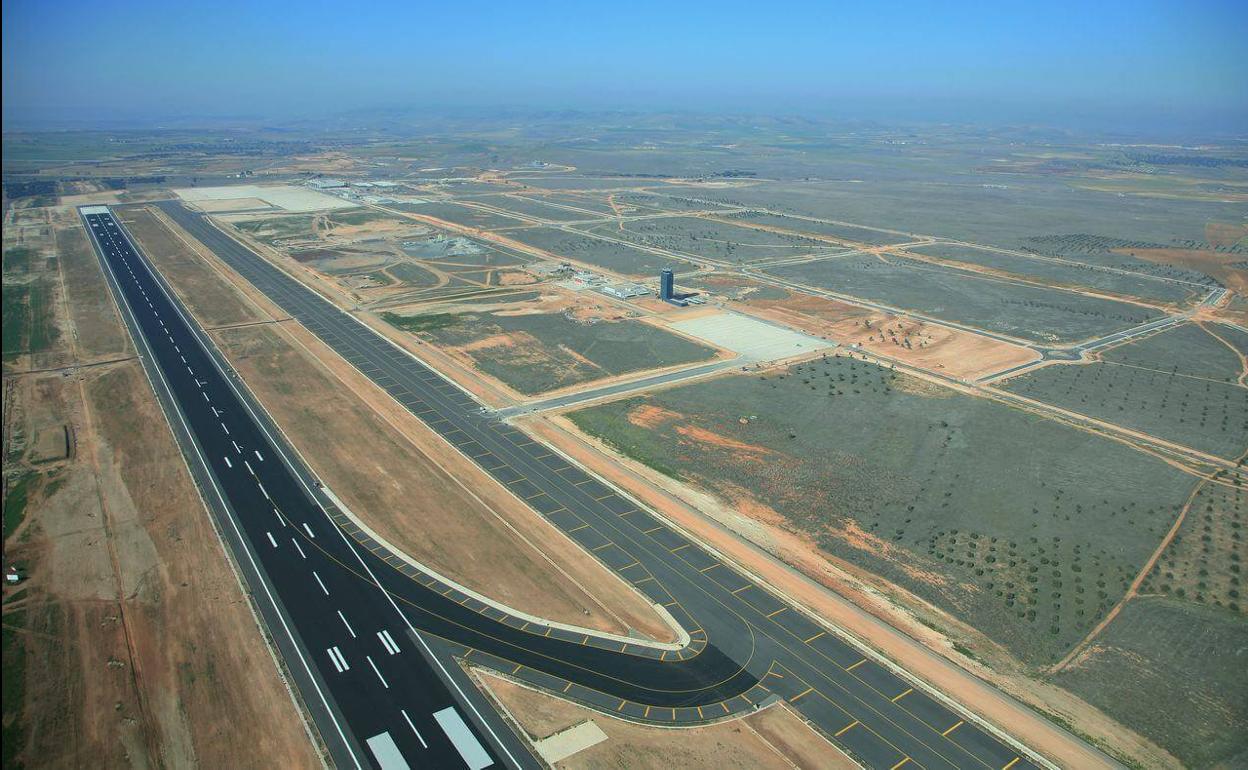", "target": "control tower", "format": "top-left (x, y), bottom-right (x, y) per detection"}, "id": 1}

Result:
top-left (659, 268), bottom-right (674, 301)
